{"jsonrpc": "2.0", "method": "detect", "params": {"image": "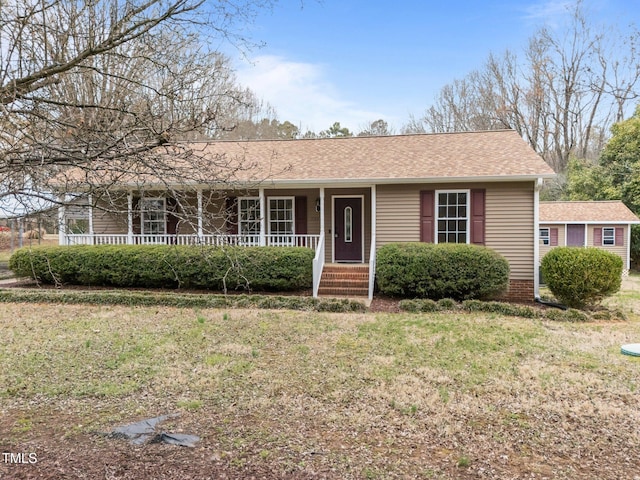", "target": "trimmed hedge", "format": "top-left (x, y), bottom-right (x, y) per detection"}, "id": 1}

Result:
top-left (9, 245), bottom-right (314, 291)
top-left (376, 242), bottom-right (509, 300)
top-left (540, 247), bottom-right (623, 309)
